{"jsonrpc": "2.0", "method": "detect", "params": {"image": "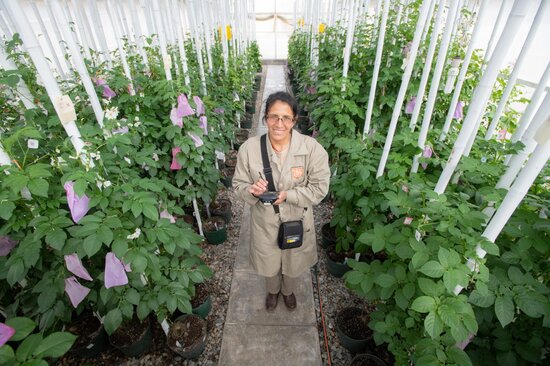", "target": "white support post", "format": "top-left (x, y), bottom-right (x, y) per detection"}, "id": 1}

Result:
top-left (420, 0), bottom-right (437, 46)
top-left (440, 0), bottom-right (489, 141)
top-left (115, 0), bottom-right (131, 41)
top-left (30, 1), bottom-right (66, 79)
top-left (51, 0), bottom-right (104, 129)
top-left (198, 0), bottom-right (213, 73)
top-left (172, 0), bottom-right (190, 87)
top-left (5, 0), bottom-right (86, 156)
top-left (497, 93), bottom-right (550, 189)
top-left (376, 0), bottom-right (434, 178)
top-left (76, 0), bottom-right (98, 53)
top-left (186, 0), bottom-right (207, 94)
top-left (510, 62), bottom-right (550, 145)
top-left (66, 0), bottom-right (91, 60)
top-left (106, 0), bottom-right (135, 95)
top-left (362, 0), bottom-right (389, 137)
top-left (341, 0), bottom-right (356, 88)
top-left (434, 0), bottom-right (531, 194)
top-left (152, 0), bottom-right (172, 81)
top-left (130, 0), bottom-right (149, 69)
top-left (140, 0), bottom-right (154, 38)
top-left (411, 0), bottom-right (460, 174)
top-left (0, 143), bottom-right (11, 166)
top-left (483, 0), bottom-right (509, 68)
top-left (0, 44), bottom-right (36, 110)
top-left (220, 0), bottom-right (229, 74)
top-left (0, 7), bottom-right (14, 39)
top-left (408, 0), bottom-right (446, 131)
top-left (485, 0), bottom-right (549, 140)
top-left (88, 0), bottom-right (113, 68)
